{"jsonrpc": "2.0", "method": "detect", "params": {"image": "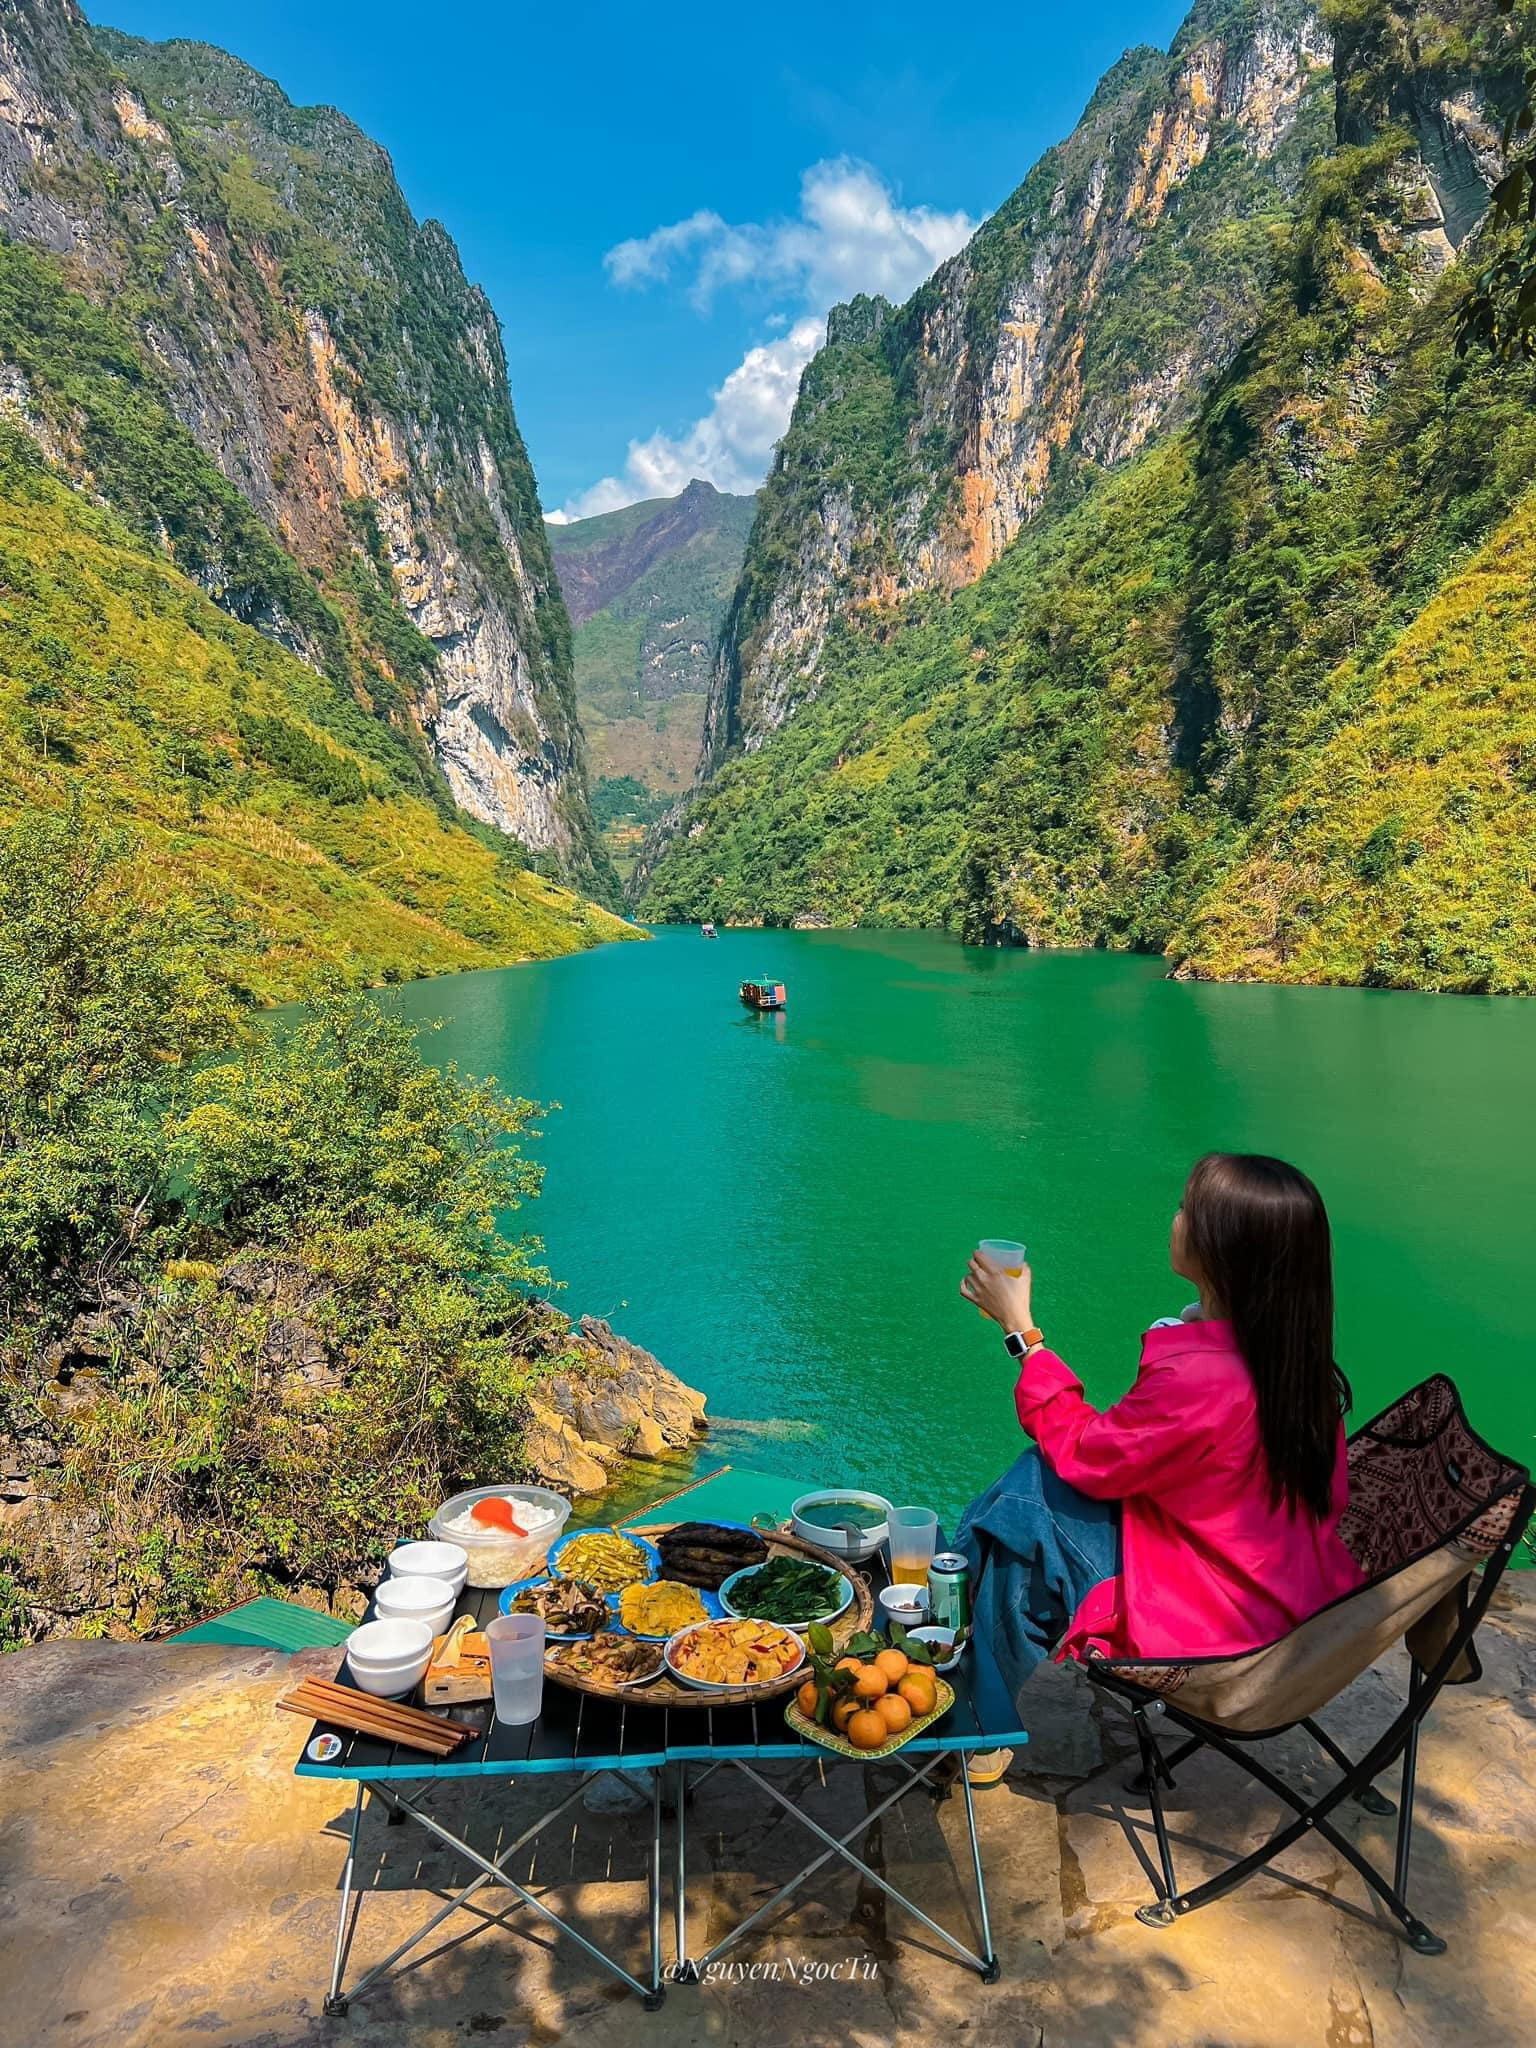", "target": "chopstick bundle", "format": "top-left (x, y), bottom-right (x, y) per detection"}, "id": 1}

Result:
top-left (279, 1676), bottom-right (476, 1756)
